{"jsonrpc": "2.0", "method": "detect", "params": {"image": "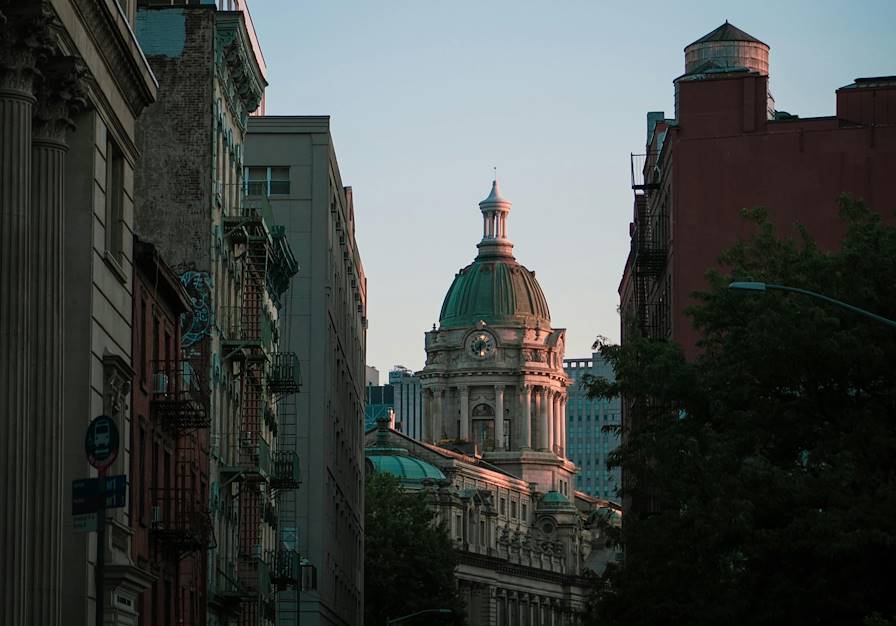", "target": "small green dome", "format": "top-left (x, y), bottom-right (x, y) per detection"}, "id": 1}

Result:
top-left (439, 259), bottom-right (550, 329)
top-left (366, 454), bottom-right (446, 483)
top-left (540, 490), bottom-right (576, 510)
